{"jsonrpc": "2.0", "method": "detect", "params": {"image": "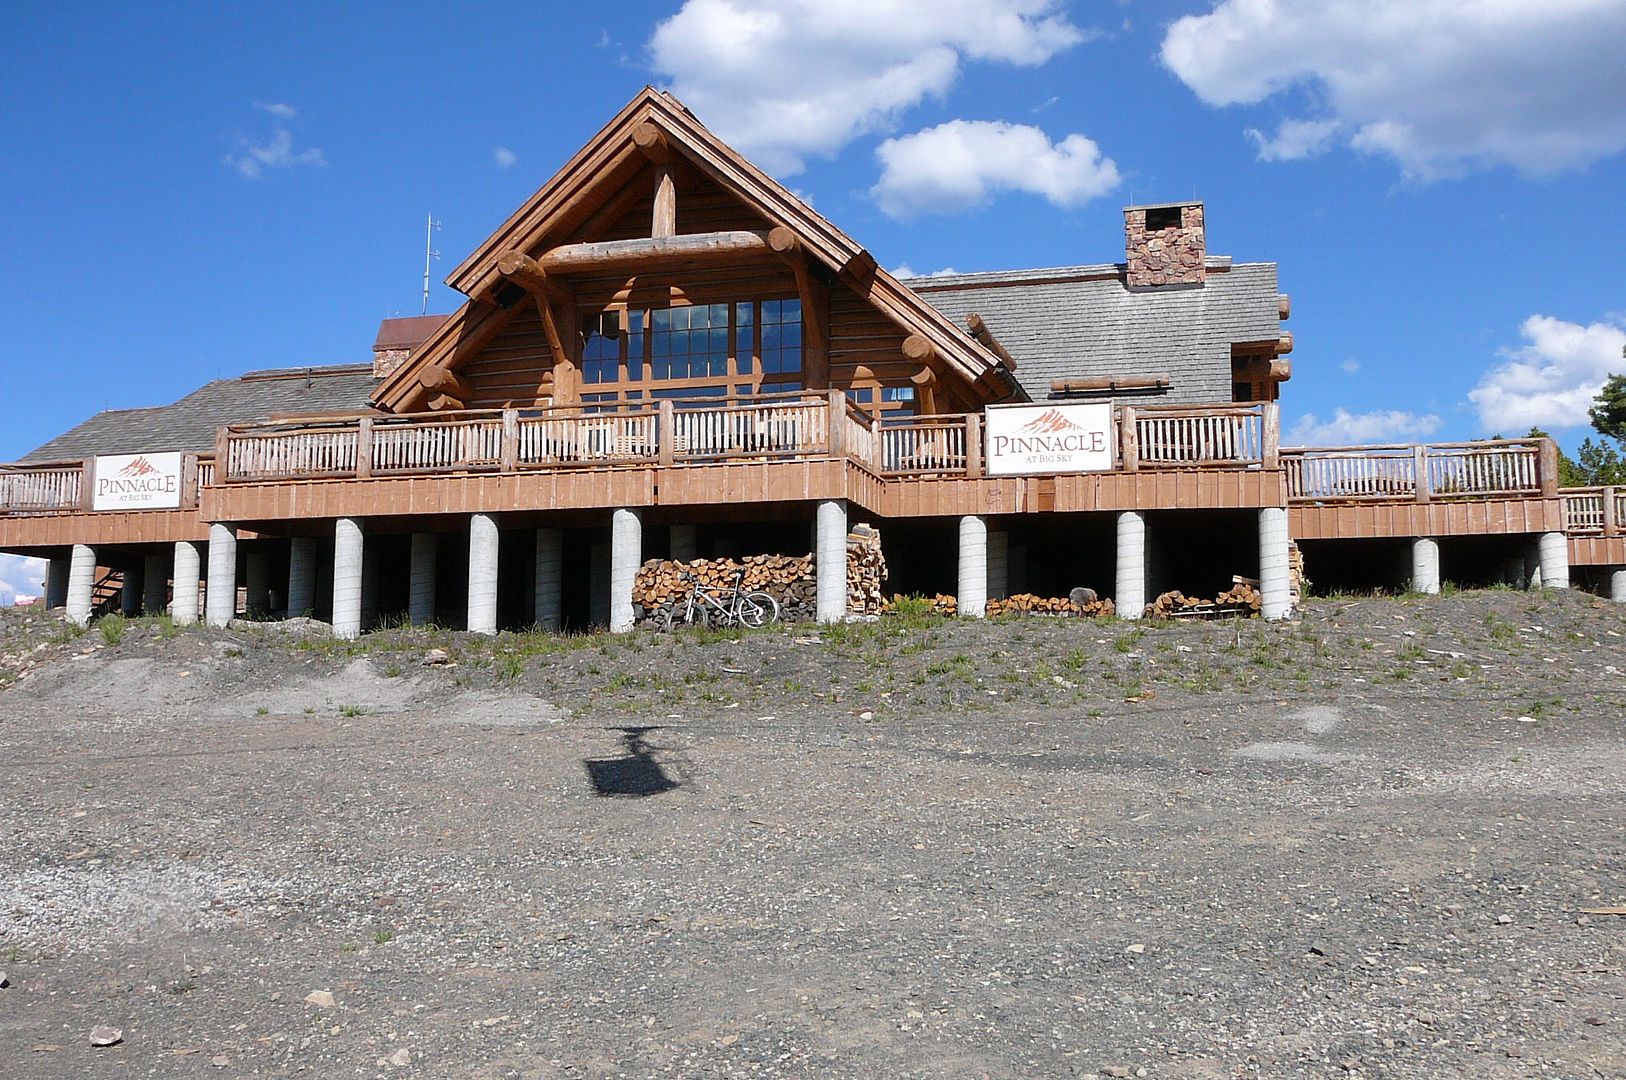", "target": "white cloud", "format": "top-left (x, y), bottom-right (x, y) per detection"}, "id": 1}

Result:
top-left (254, 101), bottom-right (297, 120)
top-left (1162, 0), bottom-right (1626, 179)
top-left (1339, 357), bottom-right (1360, 375)
top-left (225, 126), bottom-right (327, 179)
top-left (493, 146), bottom-right (518, 168)
top-left (649, 0), bottom-right (1091, 175)
top-left (1287, 408), bottom-right (1441, 446)
top-left (1469, 315), bottom-right (1626, 431)
top-left (0, 554), bottom-right (46, 606)
top-left (1246, 117), bottom-right (1341, 162)
top-left (872, 119), bottom-right (1119, 218)
top-left (892, 264), bottom-right (961, 279)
